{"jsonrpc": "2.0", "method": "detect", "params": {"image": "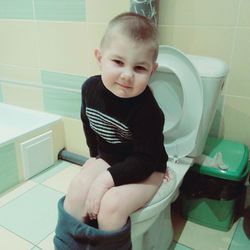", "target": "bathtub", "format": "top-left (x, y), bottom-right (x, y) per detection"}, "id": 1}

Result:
top-left (0, 103), bottom-right (64, 195)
